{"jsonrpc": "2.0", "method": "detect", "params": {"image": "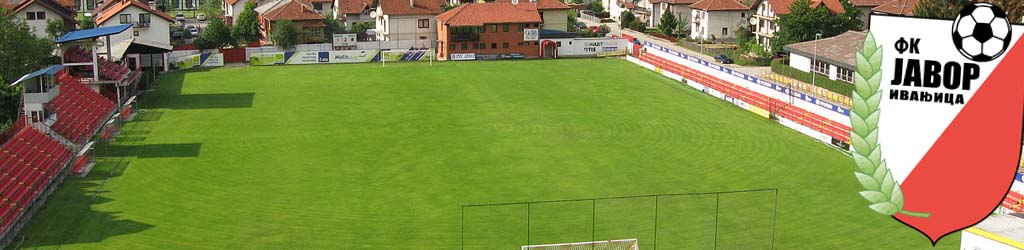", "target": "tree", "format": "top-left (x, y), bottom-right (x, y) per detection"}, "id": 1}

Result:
top-left (658, 11), bottom-right (677, 35)
top-left (675, 17), bottom-right (689, 37)
top-left (567, 9), bottom-right (579, 31)
top-left (620, 10), bottom-right (635, 28)
top-left (838, 0), bottom-right (862, 31)
top-left (271, 20), bottom-right (298, 50)
top-left (736, 24), bottom-right (754, 53)
top-left (323, 16), bottom-right (346, 41)
top-left (200, 0), bottom-right (224, 16)
top-left (0, 9), bottom-right (53, 131)
top-left (232, 1), bottom-right (261, 45)
top-left (45, 19), bottom-right (67, 39)
top-left (591, 1), bottom-right (604, 13)
top-left (201, 17), bottom-right (233, 48)
top-left (914, 0), bottom-right (971, 19)
top-left (351, 21), bottom-right (374, 35)
top-left (985, 0), bottom-right (1022, 23)
top-left (772, 0), bottom-right (860, 52)
top-left (77, 15), bottom-right (95, 29)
